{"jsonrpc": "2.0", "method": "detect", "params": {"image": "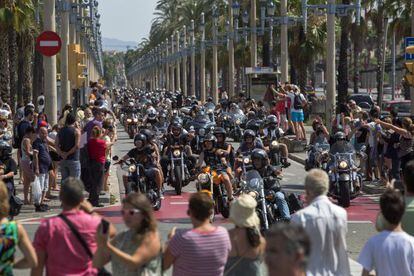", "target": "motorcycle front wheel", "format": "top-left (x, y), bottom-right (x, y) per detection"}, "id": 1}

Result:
top-left (174, 166), bottom-right (183, 195)
top-left (338, 181), bottom-right (351, 208)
